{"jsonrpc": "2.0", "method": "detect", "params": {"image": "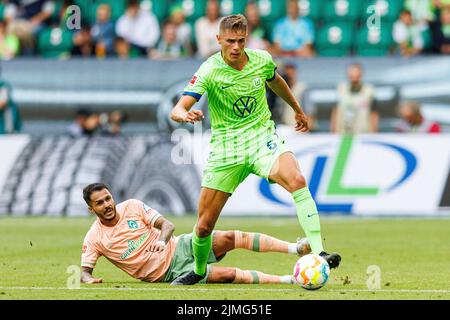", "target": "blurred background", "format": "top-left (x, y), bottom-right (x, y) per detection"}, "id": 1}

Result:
top-left (0, 0), bottom-right (449, 218)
